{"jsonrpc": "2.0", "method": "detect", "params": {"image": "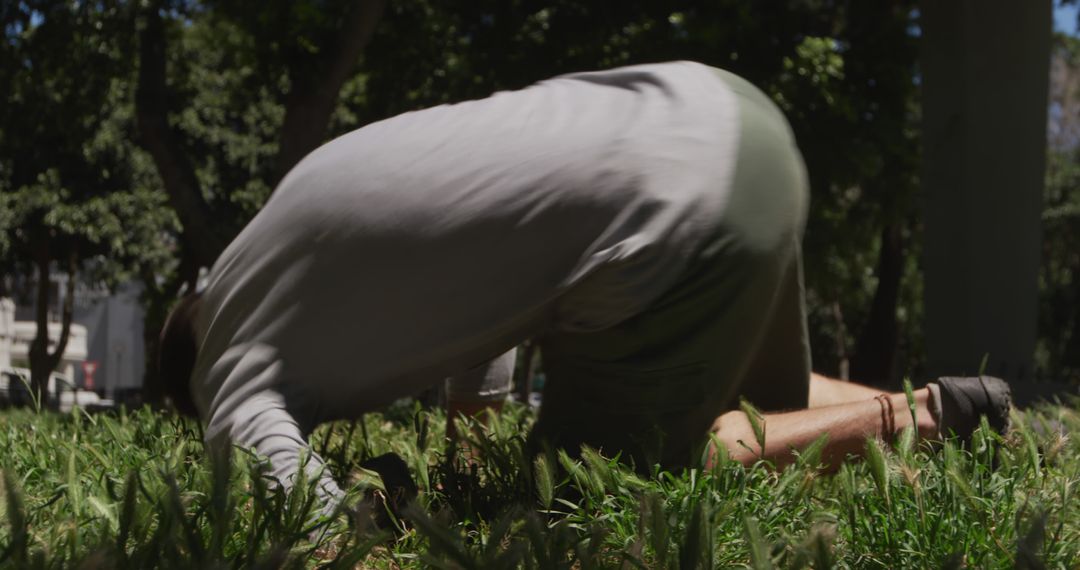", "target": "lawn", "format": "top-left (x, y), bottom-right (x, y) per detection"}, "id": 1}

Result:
top-left (0, 395), bottom-right (1077, 568)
